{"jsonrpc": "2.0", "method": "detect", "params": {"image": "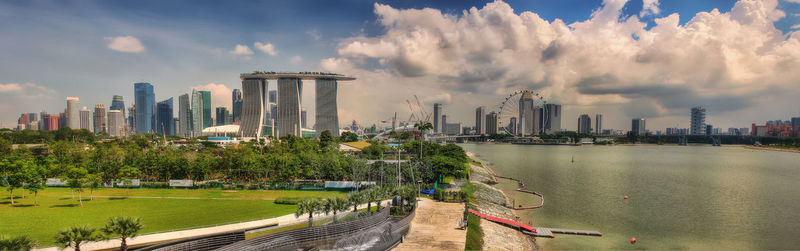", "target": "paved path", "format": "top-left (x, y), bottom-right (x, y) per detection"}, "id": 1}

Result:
top-left (33, 200), bottom-right (388, 251)
top-left (393, 198), bottom-right (466, 251)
